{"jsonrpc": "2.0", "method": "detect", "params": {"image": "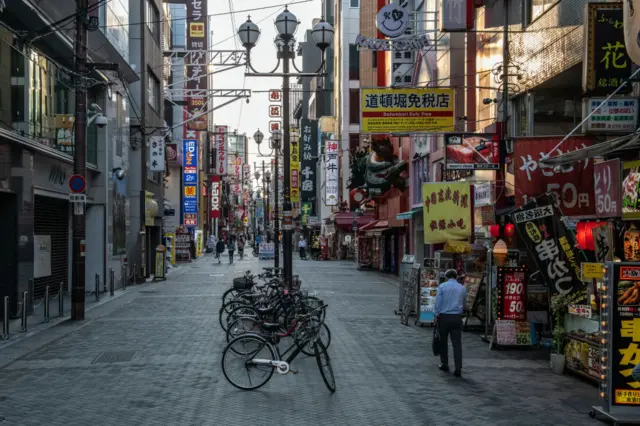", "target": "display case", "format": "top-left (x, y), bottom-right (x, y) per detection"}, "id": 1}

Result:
top-left (564, 283), bottom-right (602, 382)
